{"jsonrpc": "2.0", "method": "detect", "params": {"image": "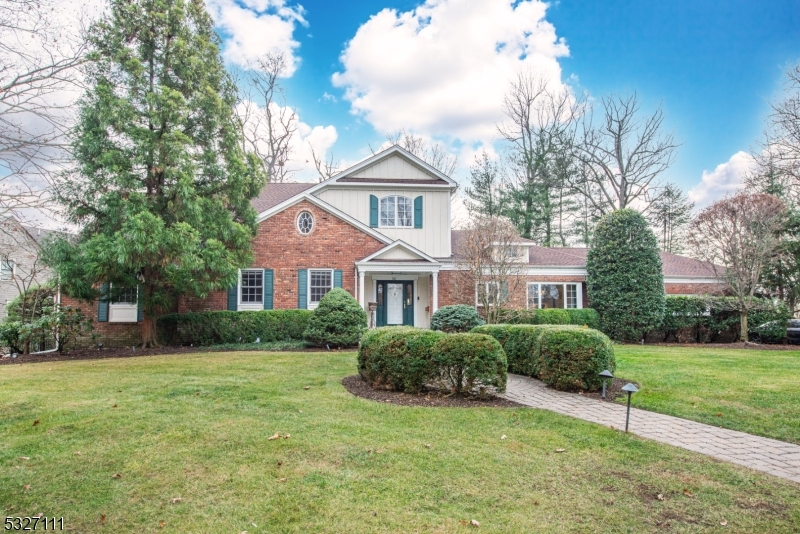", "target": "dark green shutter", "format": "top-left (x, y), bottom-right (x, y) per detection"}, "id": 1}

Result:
top-left (333, 270), bottom-right (343, 288)
top-left (369, 195), bottom-right (379, 227)
top-left (227, 279), bottom-right (238, 311)
top-left (136, 285), bottom-right (143, 322)
top-left (263, 269), bottom-right (274, 310)
top-left (298, 269), bottom-right (308, 309)
top-left (97, 283), bottom-right (109, 322)
top-left (414, 196), bottom-right (423, 228)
